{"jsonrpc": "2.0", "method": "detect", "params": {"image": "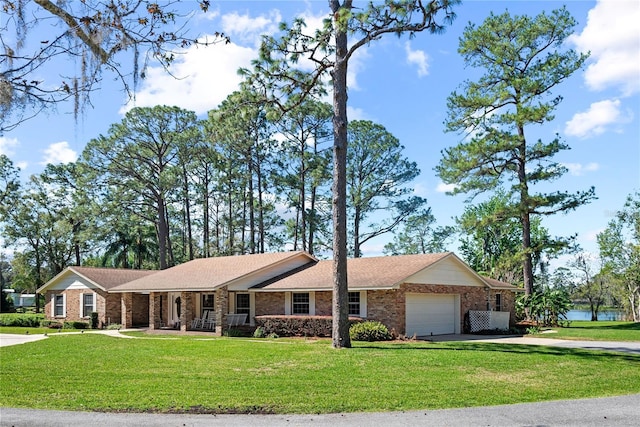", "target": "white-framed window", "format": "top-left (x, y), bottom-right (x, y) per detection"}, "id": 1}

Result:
top-left (81, 293), bottom-right (96, 317)
top-left (348, 292), bottom-right (361, 316)
top-left (292, 293), bottom-right (310, 314)
top-left (53, 294), bottom-right (65, 317)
